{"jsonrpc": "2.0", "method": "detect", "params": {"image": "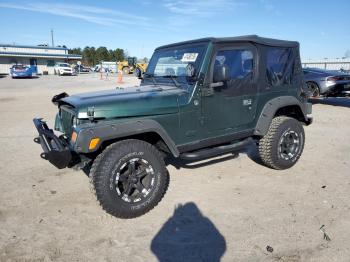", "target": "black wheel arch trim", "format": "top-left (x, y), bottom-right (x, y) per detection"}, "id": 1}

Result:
top-left (254, 96), bottom-right (312, 136)
top-left (74, 119), bottom-right (180, 157)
